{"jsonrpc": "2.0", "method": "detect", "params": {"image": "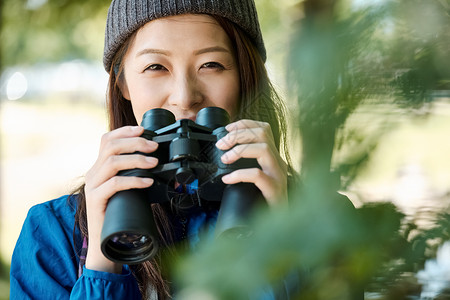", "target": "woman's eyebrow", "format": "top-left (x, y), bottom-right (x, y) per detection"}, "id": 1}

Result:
top-left (194, 46), bottom-right (230, 55)
top-left (136, 48), bottom-right (171, 57)
top-left (135, 46), bottom-right (230, 58)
